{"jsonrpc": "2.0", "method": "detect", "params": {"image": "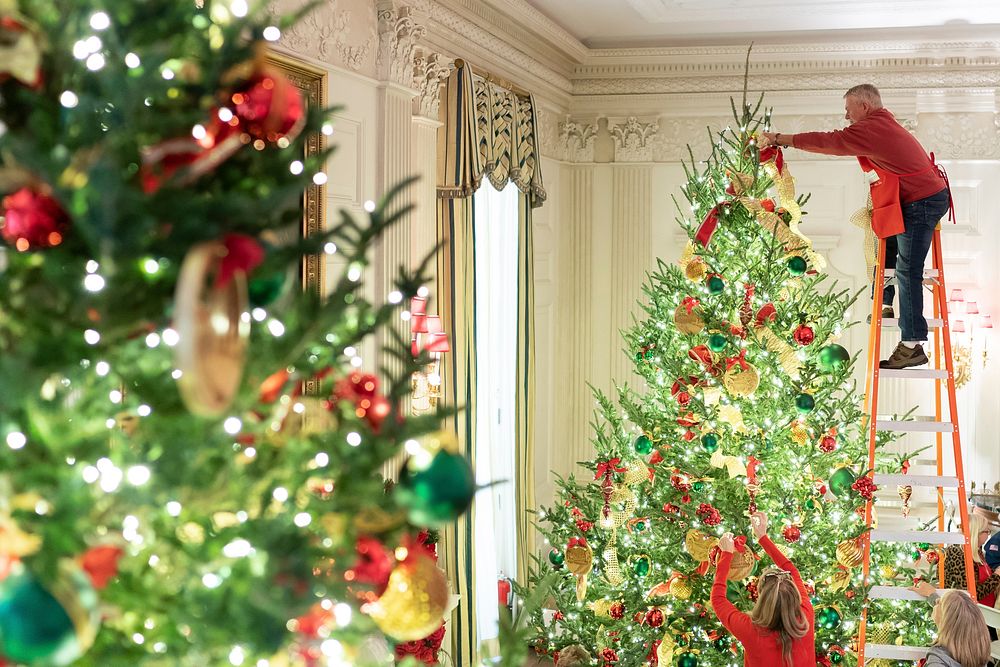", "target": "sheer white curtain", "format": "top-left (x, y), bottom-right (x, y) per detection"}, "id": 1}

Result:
top-left (472, 181), bottom-right (519, 646)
